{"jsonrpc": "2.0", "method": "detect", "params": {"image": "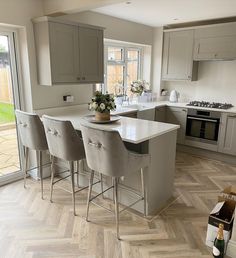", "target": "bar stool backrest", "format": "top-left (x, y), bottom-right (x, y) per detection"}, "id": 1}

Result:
top-left (15, 110), bottom-right (48, 151)
top-left (80, 124), bottom-right (129, 178)
top-left (42, 115), bottom-right (85, 161)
